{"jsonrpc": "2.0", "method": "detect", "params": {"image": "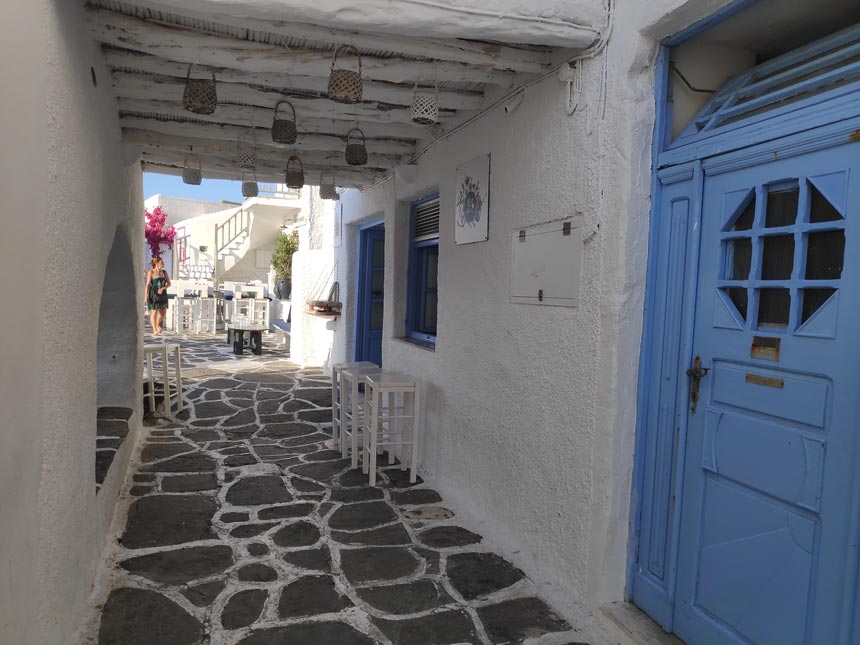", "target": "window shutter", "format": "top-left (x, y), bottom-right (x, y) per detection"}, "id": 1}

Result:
top-left (413, 198), bottom-right (440, 241)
